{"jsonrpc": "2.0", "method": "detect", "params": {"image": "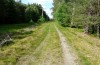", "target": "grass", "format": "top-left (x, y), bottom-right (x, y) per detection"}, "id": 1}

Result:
top-left (0, 21), bottom-right (100, 65)
top-left (28, 22), bottom-right (63, 65)
top-left (0, 23), bottom-right (50, 65)
top-left (0, 23), bottom-right (34, 34)
top-left (0, 22), bottom-right (63, 65)
top-left (55, 22), bottom-right (100, 65)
